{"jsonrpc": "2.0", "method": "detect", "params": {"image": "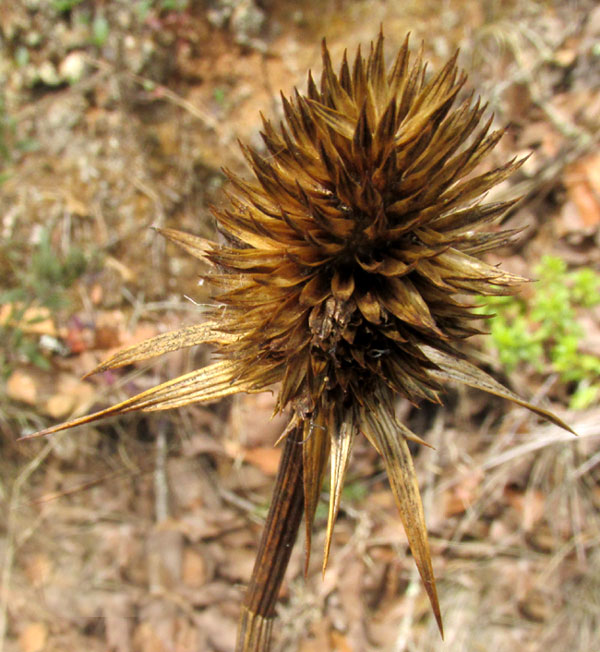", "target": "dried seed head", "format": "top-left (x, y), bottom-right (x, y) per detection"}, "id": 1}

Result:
top-left (29, 32), bottom-right (574, 634)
